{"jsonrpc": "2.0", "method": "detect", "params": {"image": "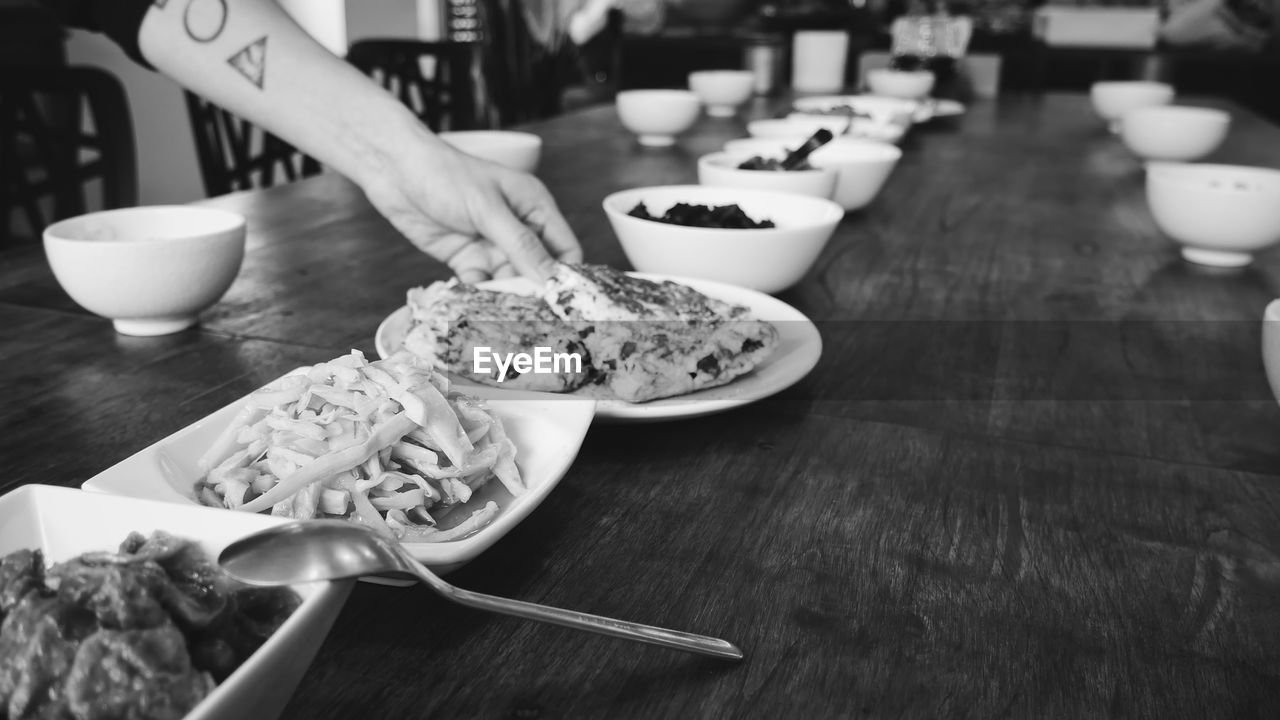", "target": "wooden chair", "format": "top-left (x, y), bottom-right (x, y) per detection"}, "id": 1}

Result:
top-left (1, 66), bottom-right (137, 242)
top-left (184, 92), bottom-right (322, 197)
top-left (346, 39), bottom-right (483, 131)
